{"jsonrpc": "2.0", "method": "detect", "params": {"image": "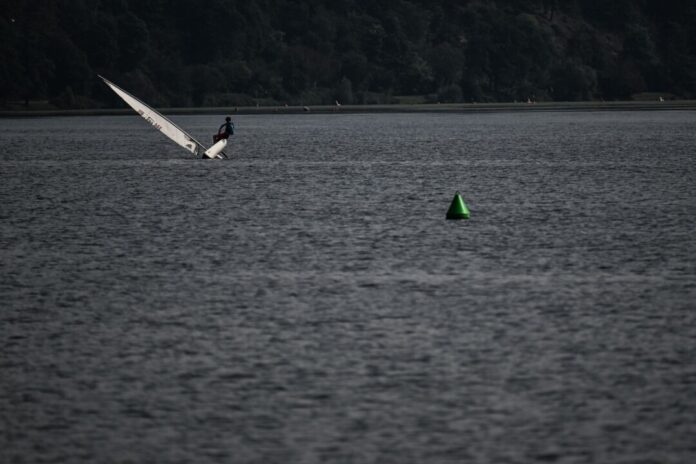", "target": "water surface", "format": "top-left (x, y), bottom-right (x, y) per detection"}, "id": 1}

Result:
top-left (2, 111), bottom-right (696, 463)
